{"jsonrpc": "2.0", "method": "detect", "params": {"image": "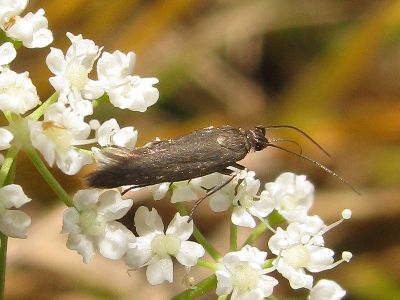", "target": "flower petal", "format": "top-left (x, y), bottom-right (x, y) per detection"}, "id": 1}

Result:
top-left (61, 207), bottom-right (80, 234)
top-left (0, 210), bottom-right (31, 238)
top-left (125, 236), bottom-right (152, 268)
top-left (215, 268), bottom-right (233, 296)
top-left (231, 207), bottom-right (256, 228)
top-left (66, 233), bottom-right (95, 264)
top-left (146, 257), bottom-right (173, 285)
top-left (73, 189), bottom-right (99, 210)
top-left (0, 42), bottom-right (16, 65)
top-left (97, 190), bottom-right (133, 221)
top-left (257, 275), bottom-right (279, 298)
top-left (46, 47), bottom-right (66, 75)
top-left (309, 279), bottom-right (346, 300)
top-left (0, 128), bottom-right (13, 150)
top-left (175, 241), bottom-right (205, 266)
top-left (166, 212), bottom-right (192, 241)
top-left (134, 206), bottom-right (164, 236)
top-left (0, 184), bottom-right (31, 208)
top-left (98, 221), bottom-right (132, 260)
top-left (171, 181), bottom-right (199, 203)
